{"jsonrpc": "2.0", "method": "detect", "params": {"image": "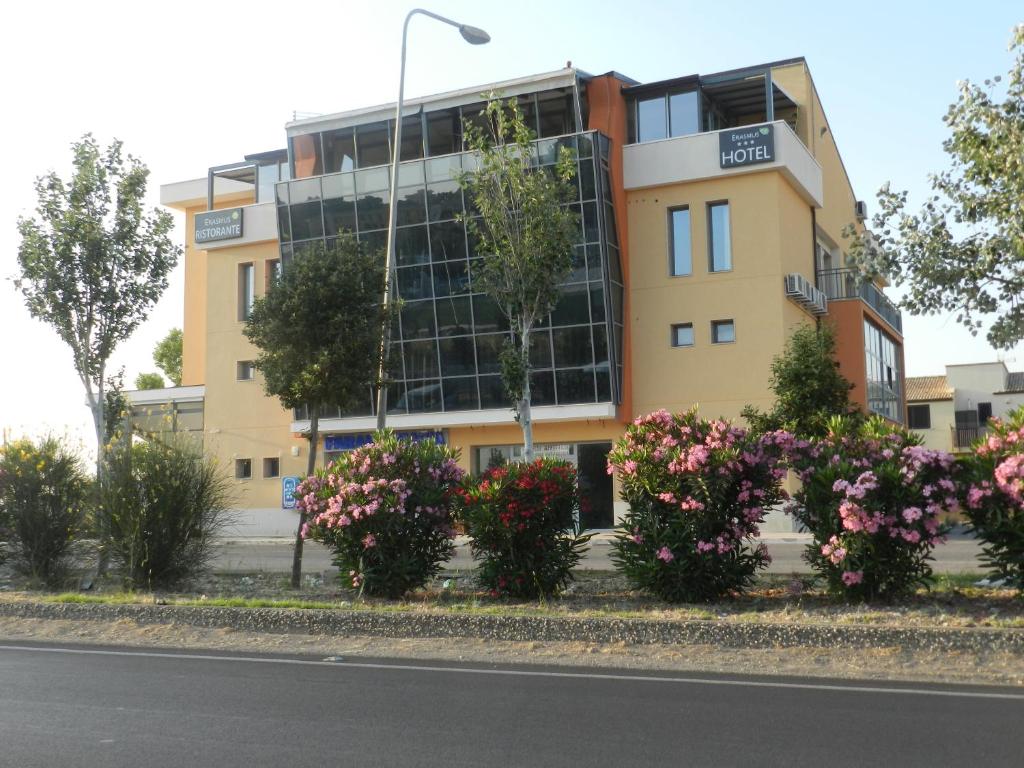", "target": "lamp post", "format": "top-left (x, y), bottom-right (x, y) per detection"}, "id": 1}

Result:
top-left (375, 8), bottom-right (490, 431)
